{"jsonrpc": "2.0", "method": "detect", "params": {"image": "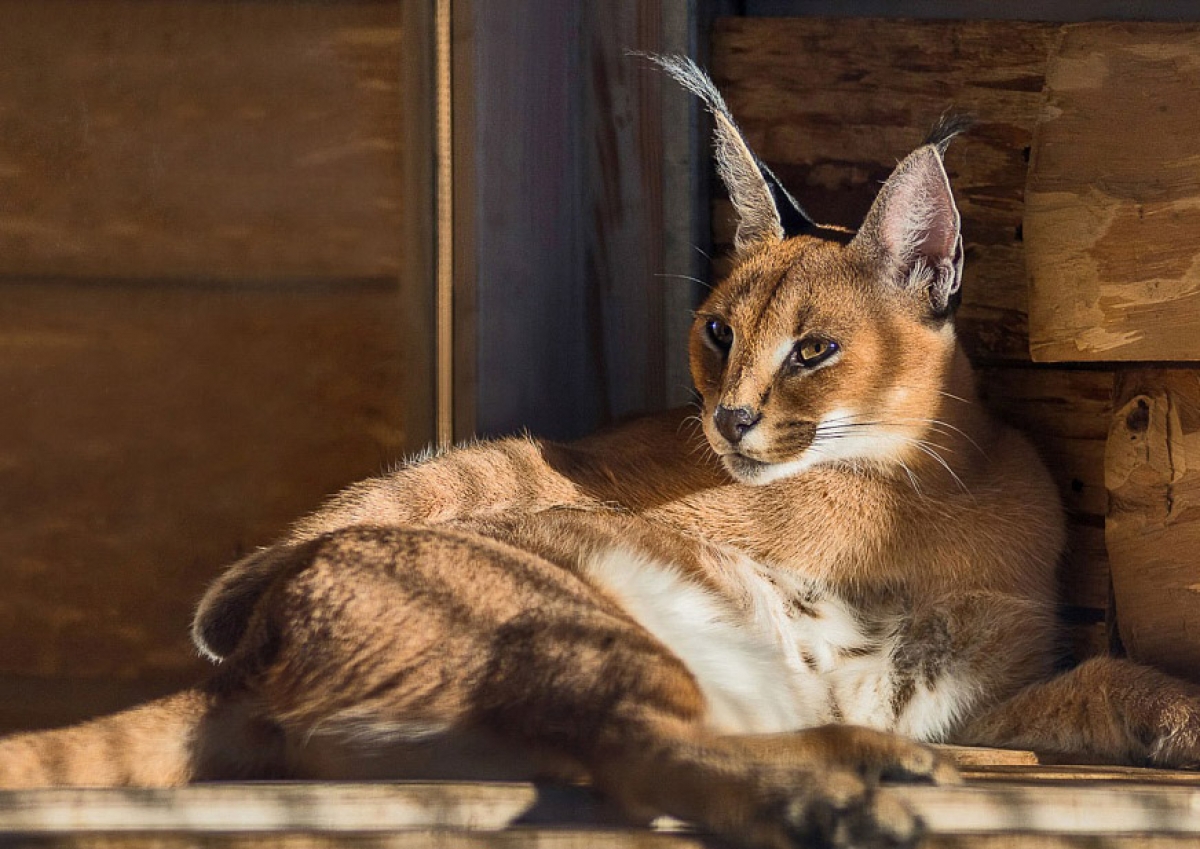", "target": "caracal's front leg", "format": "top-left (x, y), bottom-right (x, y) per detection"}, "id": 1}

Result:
top-left (958, 656), bottom-right (1200, 767)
